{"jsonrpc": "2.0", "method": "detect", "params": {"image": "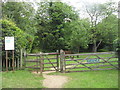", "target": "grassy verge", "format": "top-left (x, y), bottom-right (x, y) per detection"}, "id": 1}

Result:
top-left (49, 70), bottom-right (118, 88)
top-left (0, 72), bottom-right (2, 89)
top-left (2, 70), bottom-right (44, 88)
